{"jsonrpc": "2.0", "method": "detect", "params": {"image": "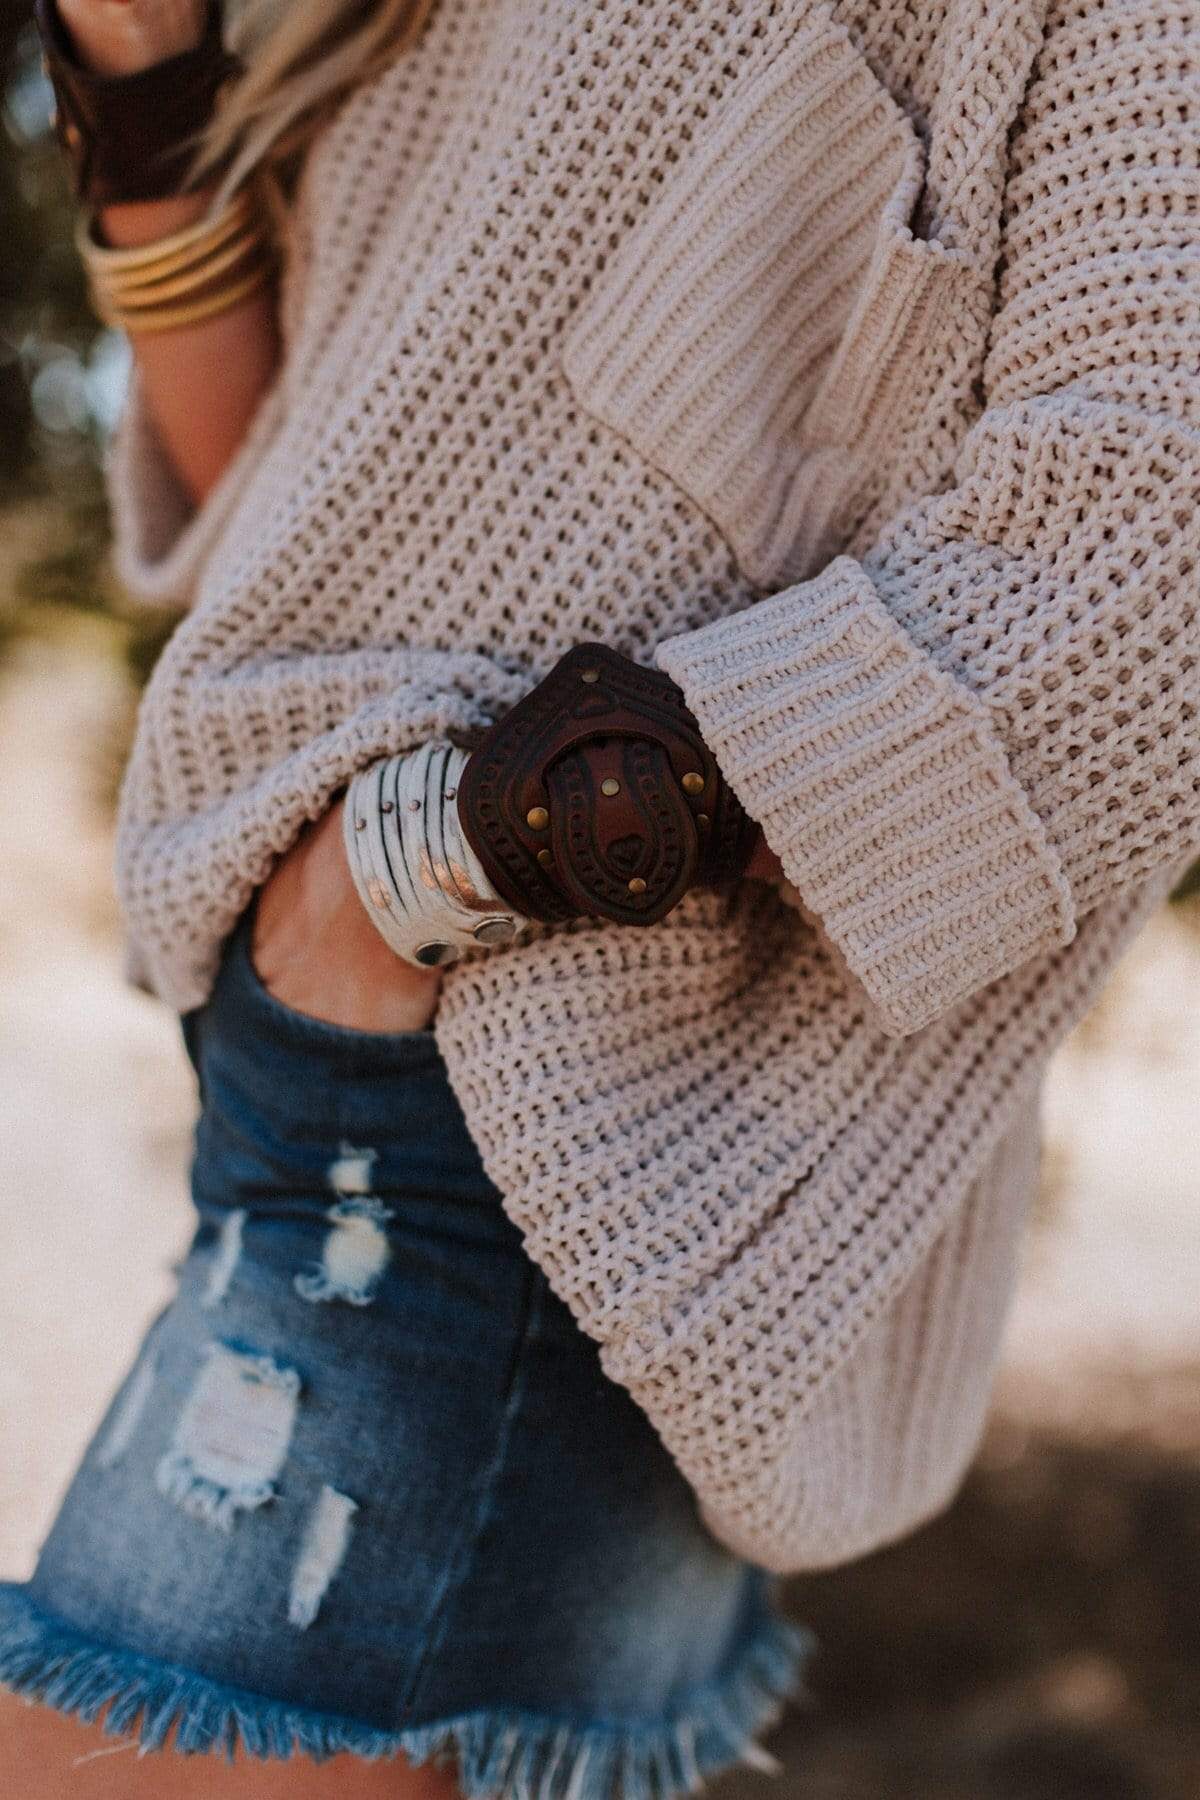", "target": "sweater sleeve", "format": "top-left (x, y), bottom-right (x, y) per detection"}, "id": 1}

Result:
top-left (105, 365), bottom-right (286, 611)
top-left (655, 0), bottom-right (1200, 1037)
